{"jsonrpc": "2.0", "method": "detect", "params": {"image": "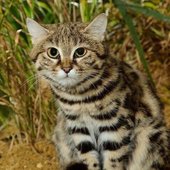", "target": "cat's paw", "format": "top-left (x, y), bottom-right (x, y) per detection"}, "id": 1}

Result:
top-left (66, 162), bottom-right (88, 170)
